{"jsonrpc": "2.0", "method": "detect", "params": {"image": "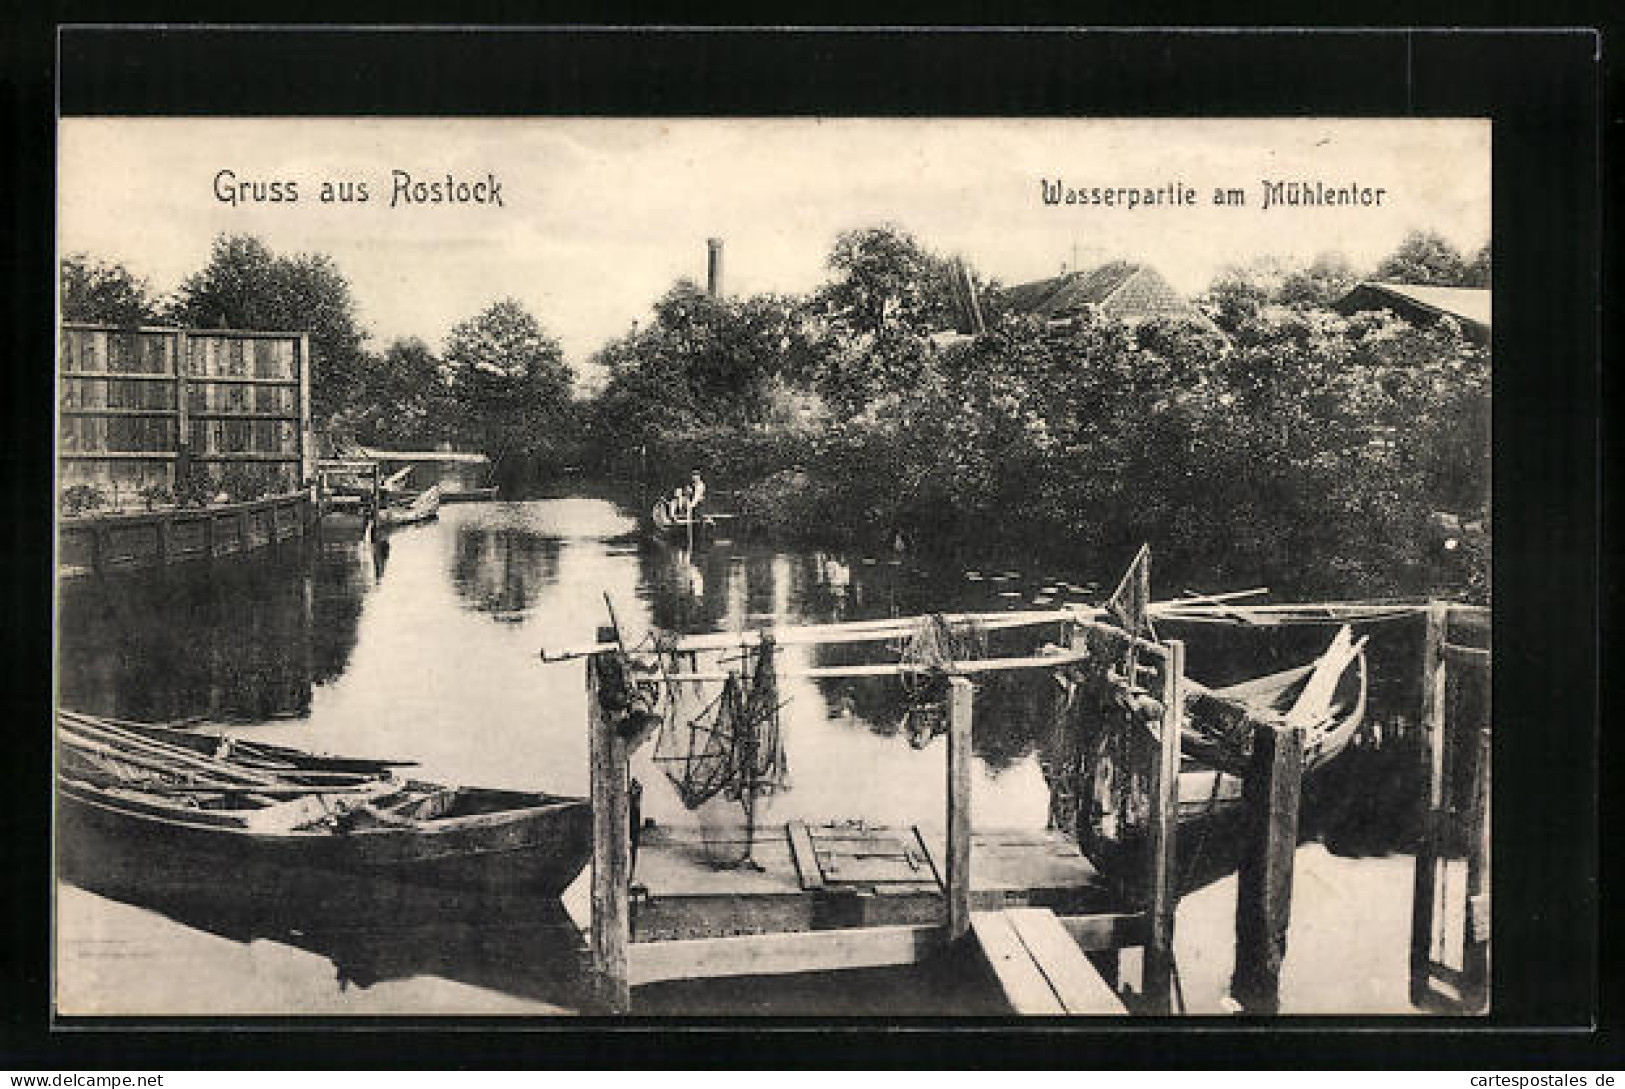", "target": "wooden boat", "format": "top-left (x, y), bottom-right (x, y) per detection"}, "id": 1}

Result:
top-left (376, 484), bottom-right (442, 529)
top-left (441, 485), bottom-right (499, 503)
top-left (56, 711), bottom-right (592, 896)
top-left (1077, 627), bottom-right (1367, 884)
top-left (649, 498), bottom-right (735, 541)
